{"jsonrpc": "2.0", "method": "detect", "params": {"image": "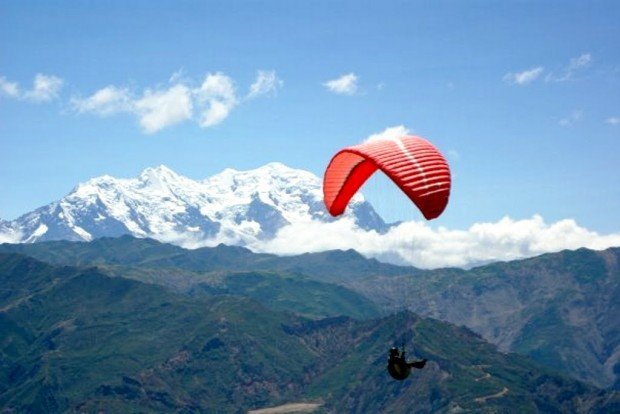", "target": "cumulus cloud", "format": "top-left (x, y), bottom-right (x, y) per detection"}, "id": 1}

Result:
top-left (364, 125), bottom-right (411, 143)
top-left (194, 72), bottom-right (237, 128)
top-left (72, 70), bottom-right (280, 133)
top-left (0, 73), bottom-right (64, 102)
top-left (24, 74), bottom-right (64, 102)
top-left (324, 73), bottom-right (359, 95)
top-left (247, 70), bottom-right (283, 99)
top-left (605, 116), bottom-right (620, 125)
top-left (71, 86), bottom-right (133, 116)
top-left (72, 83), bottom-right (193, 133)
top-left (135, 84), bottom-right (193, 133)
top-left (503, 66), bottom-right (544, 85)
top-left (0, 76), bottom-right (20, 98)
top-left (252, 215), bottom-right (620, 269)
top-left (546, 53), bottom-right (592, 82)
